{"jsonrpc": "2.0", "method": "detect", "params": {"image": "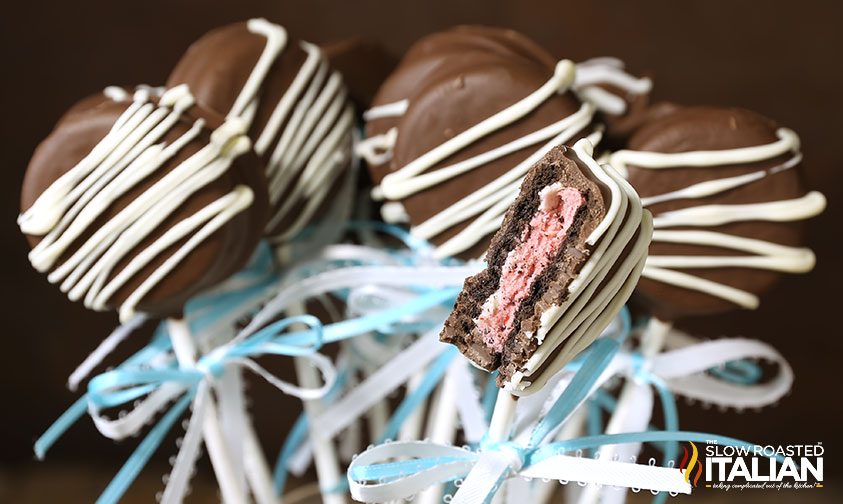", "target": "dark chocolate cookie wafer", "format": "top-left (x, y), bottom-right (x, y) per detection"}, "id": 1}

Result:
top-left (441, 139), bottom-right (652, 394)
